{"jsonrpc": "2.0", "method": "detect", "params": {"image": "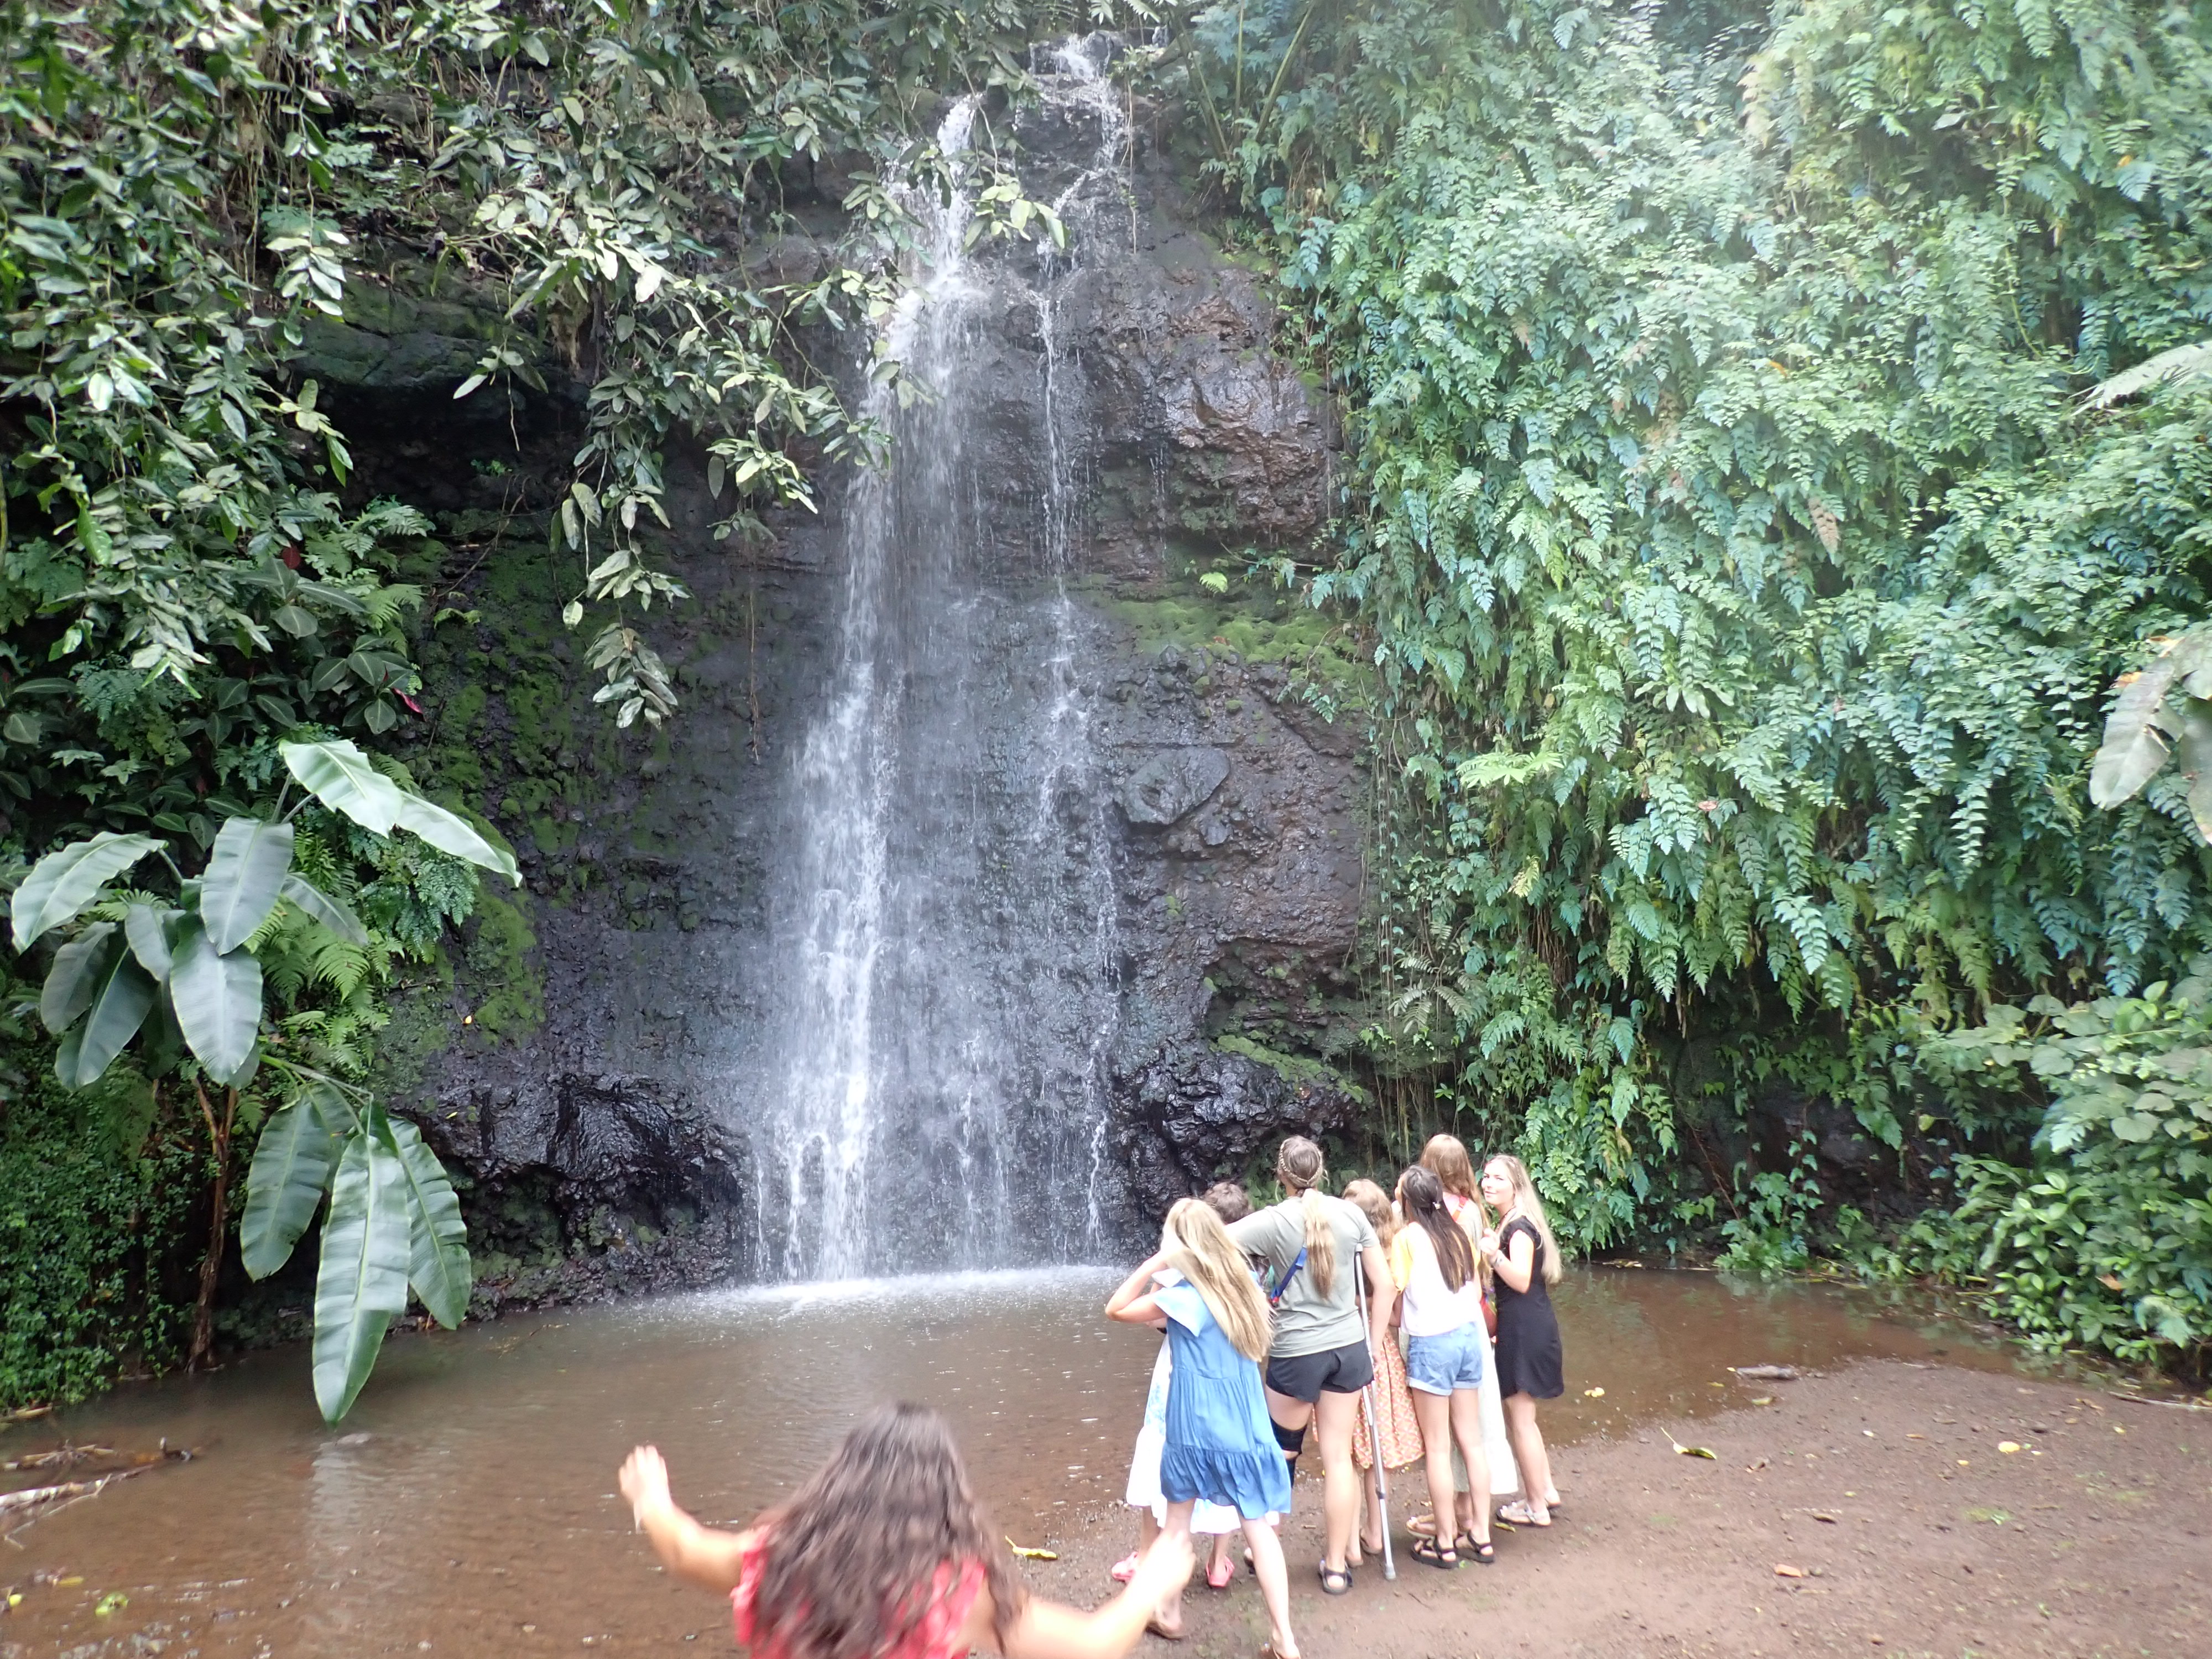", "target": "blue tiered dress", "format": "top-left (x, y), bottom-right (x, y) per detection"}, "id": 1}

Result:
top-left (1154, 1281), bottom-right (1292, 1520)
